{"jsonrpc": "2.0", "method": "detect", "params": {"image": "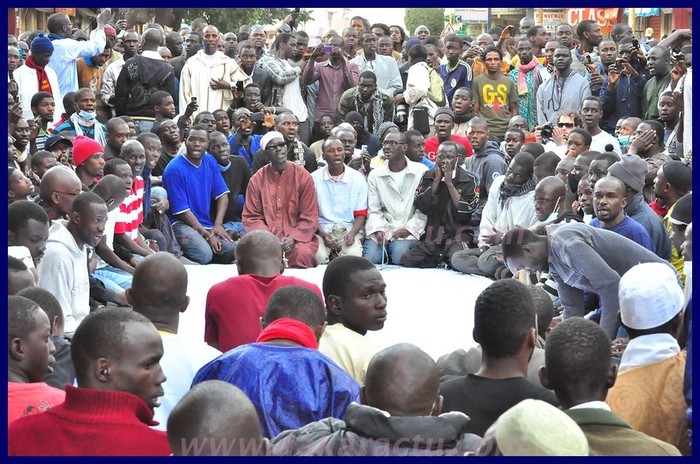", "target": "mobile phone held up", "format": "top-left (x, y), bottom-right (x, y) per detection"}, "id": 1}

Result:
top-left (323, 45), bottom-right (334, 54)
top-left (236, 81), bottom-right (244, 92)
